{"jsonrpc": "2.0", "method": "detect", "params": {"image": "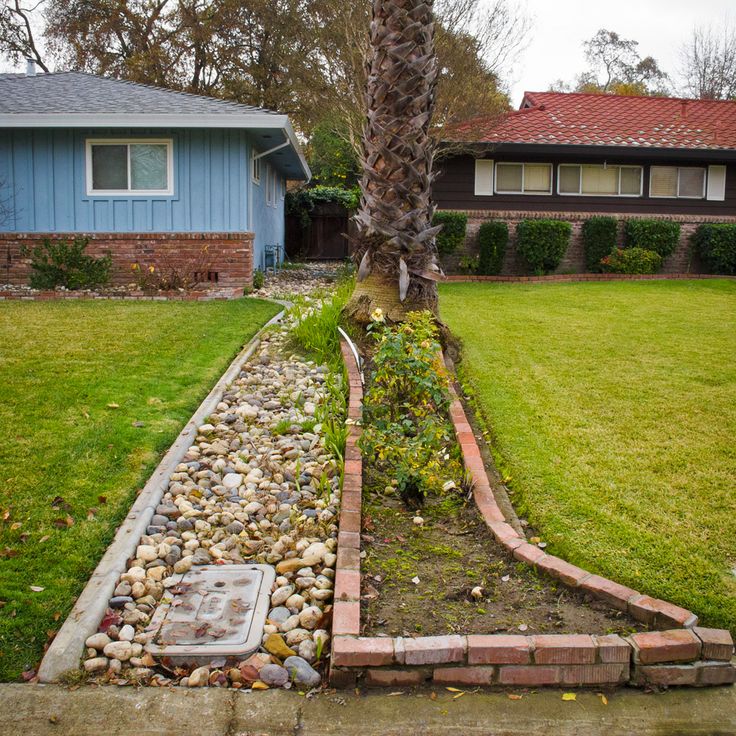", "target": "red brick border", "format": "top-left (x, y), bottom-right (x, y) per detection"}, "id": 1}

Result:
top-left (445, 273), bottom-right (736, 284)
top-left (329, 338), bottom-right (736, 689)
